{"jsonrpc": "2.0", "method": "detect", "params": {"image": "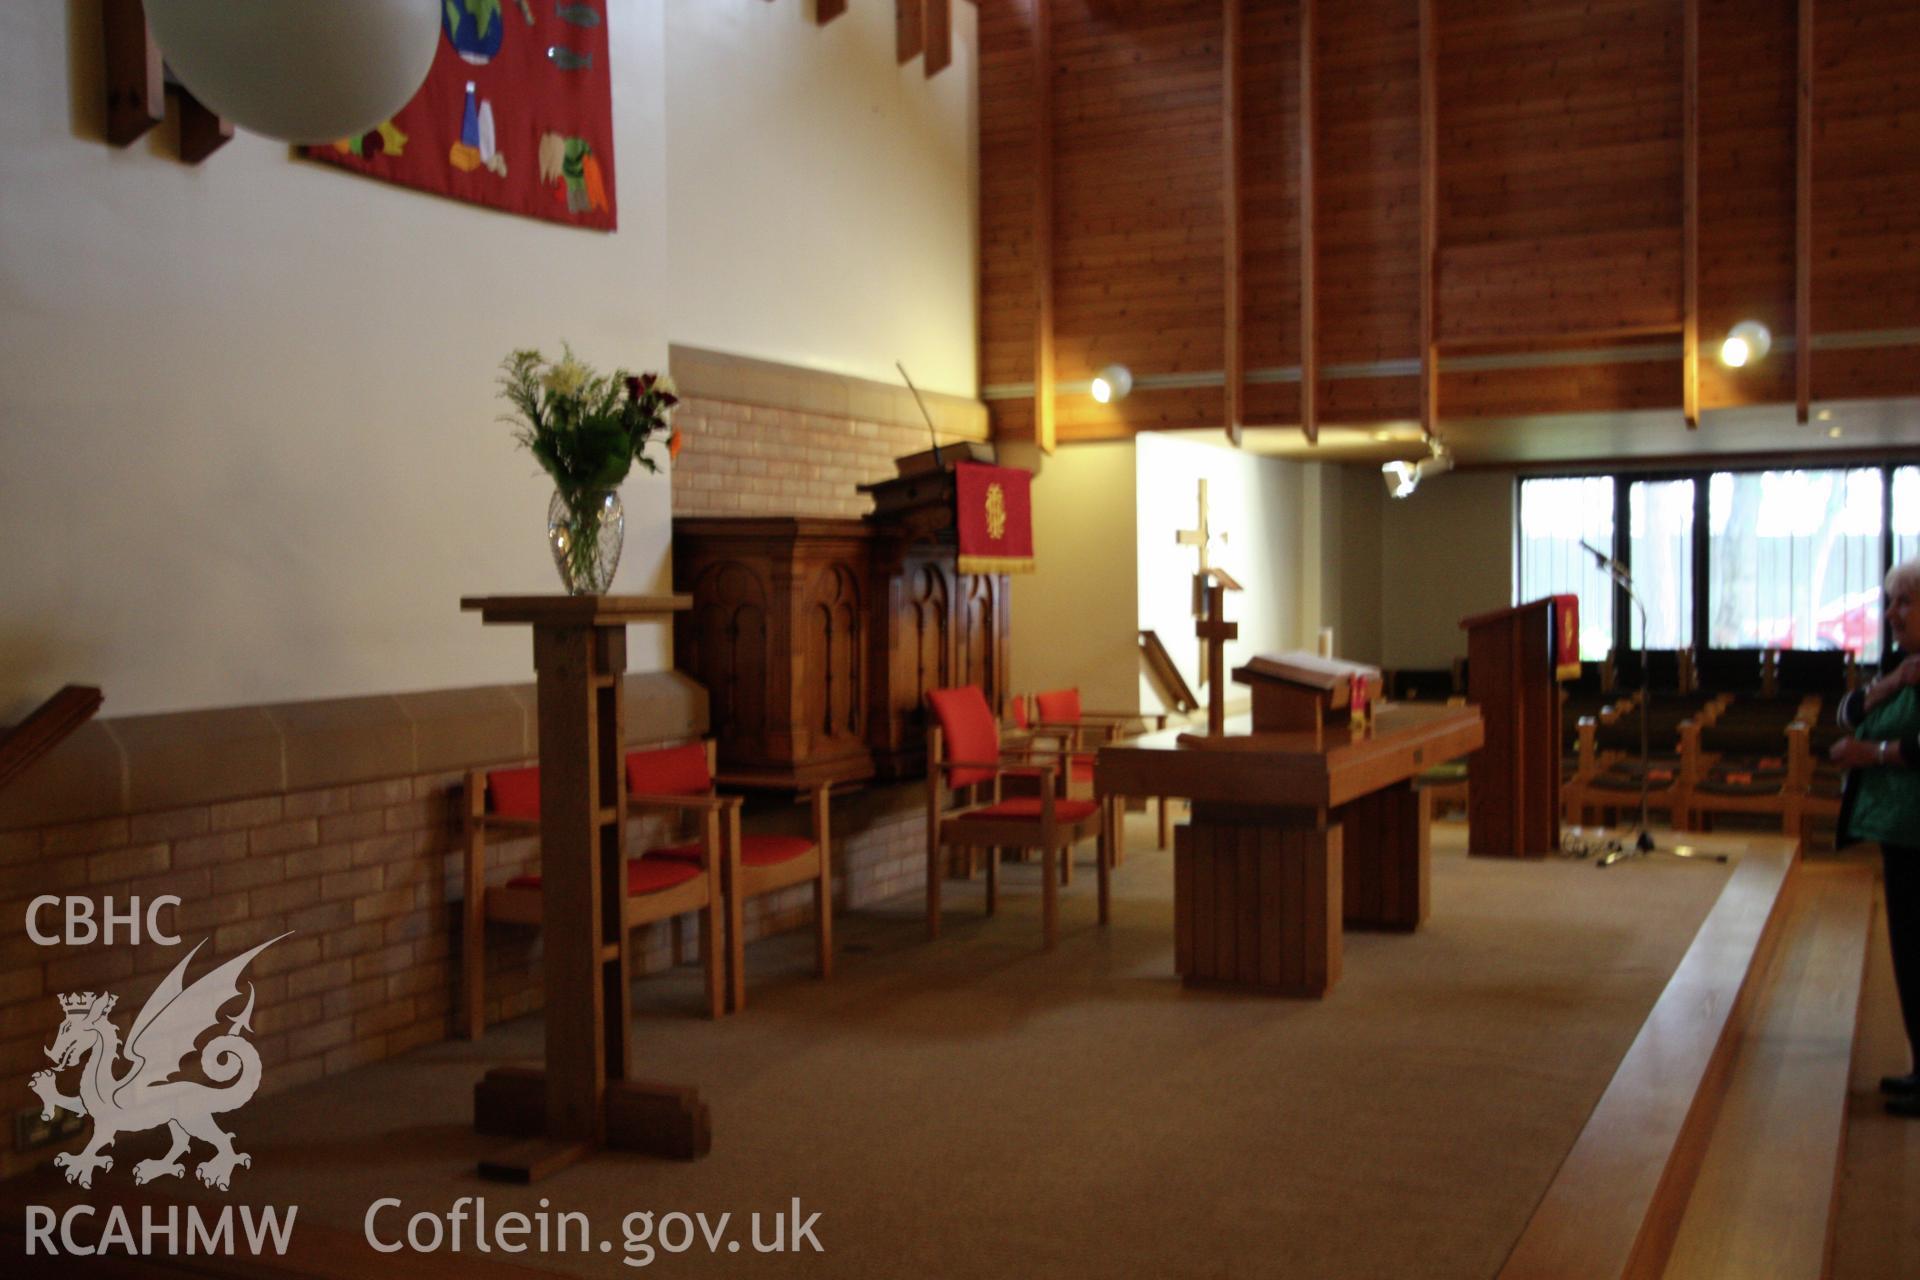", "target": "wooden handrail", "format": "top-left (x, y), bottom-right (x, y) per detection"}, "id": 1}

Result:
top-left (1139, 630), bottom-right (1199, 713)
top-left (0, 685), bottom-right (103, 795)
